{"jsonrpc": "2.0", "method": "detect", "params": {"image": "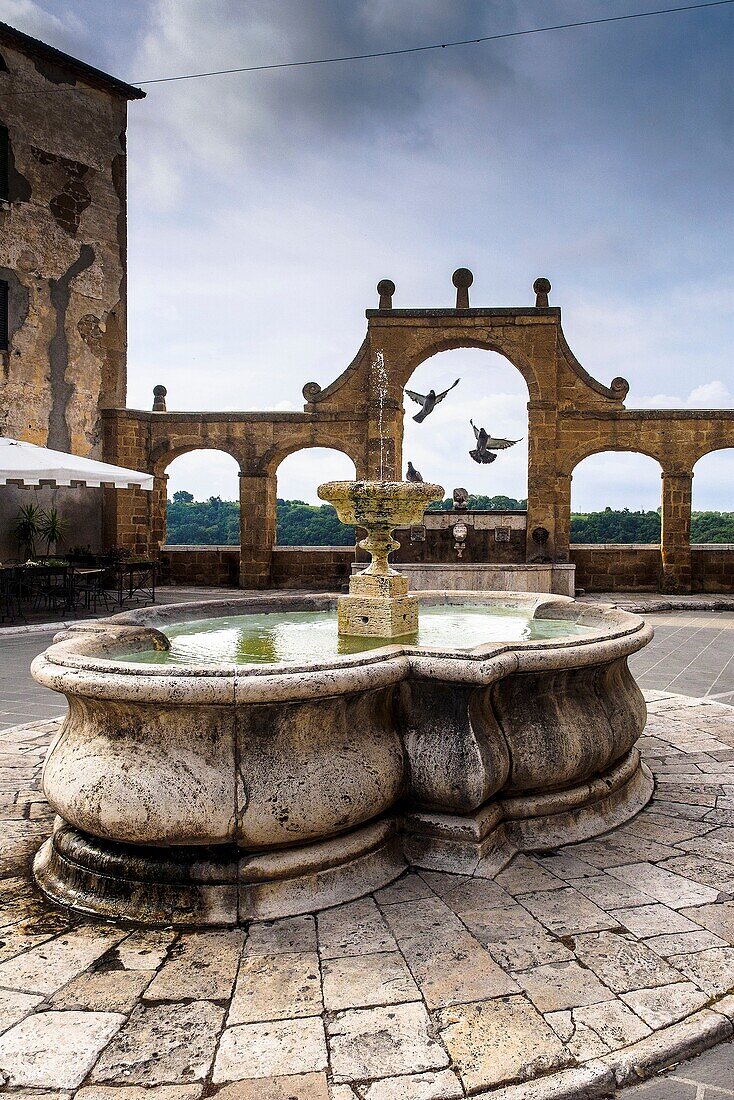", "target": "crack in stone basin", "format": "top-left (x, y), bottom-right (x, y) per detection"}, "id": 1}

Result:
top-left (29, 592), bottom-right (655, 926)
